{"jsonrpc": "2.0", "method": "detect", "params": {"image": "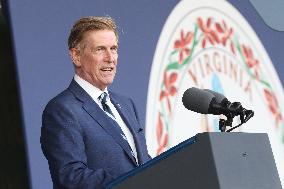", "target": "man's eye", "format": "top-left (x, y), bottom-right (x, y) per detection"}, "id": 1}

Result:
top-left (96, 47), bottom-right (104, 51)
top-left (111, 47), bottom-right (118, 52)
